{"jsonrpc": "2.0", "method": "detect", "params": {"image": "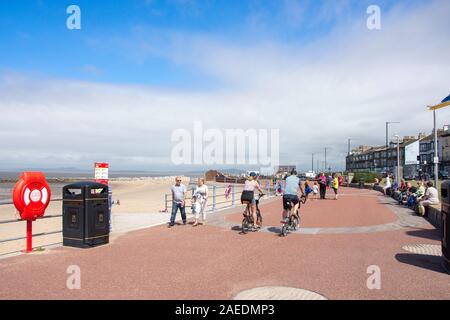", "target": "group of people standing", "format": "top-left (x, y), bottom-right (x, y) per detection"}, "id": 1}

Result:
top-left (304, 172), bottom-right (341, 200)
top-left (168, 176), bottom-right (209, 228)
top-left (168, 171), bottom-right (344, 227)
